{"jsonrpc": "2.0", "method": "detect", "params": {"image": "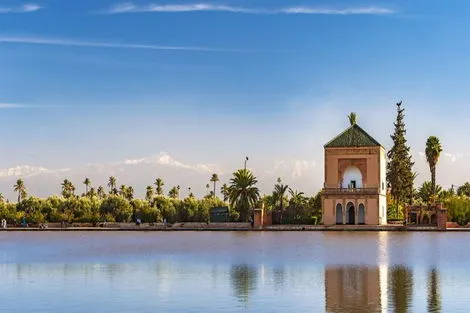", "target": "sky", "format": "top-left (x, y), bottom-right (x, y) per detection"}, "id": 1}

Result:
top-left (1, 0), bottom-right (470, 200)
